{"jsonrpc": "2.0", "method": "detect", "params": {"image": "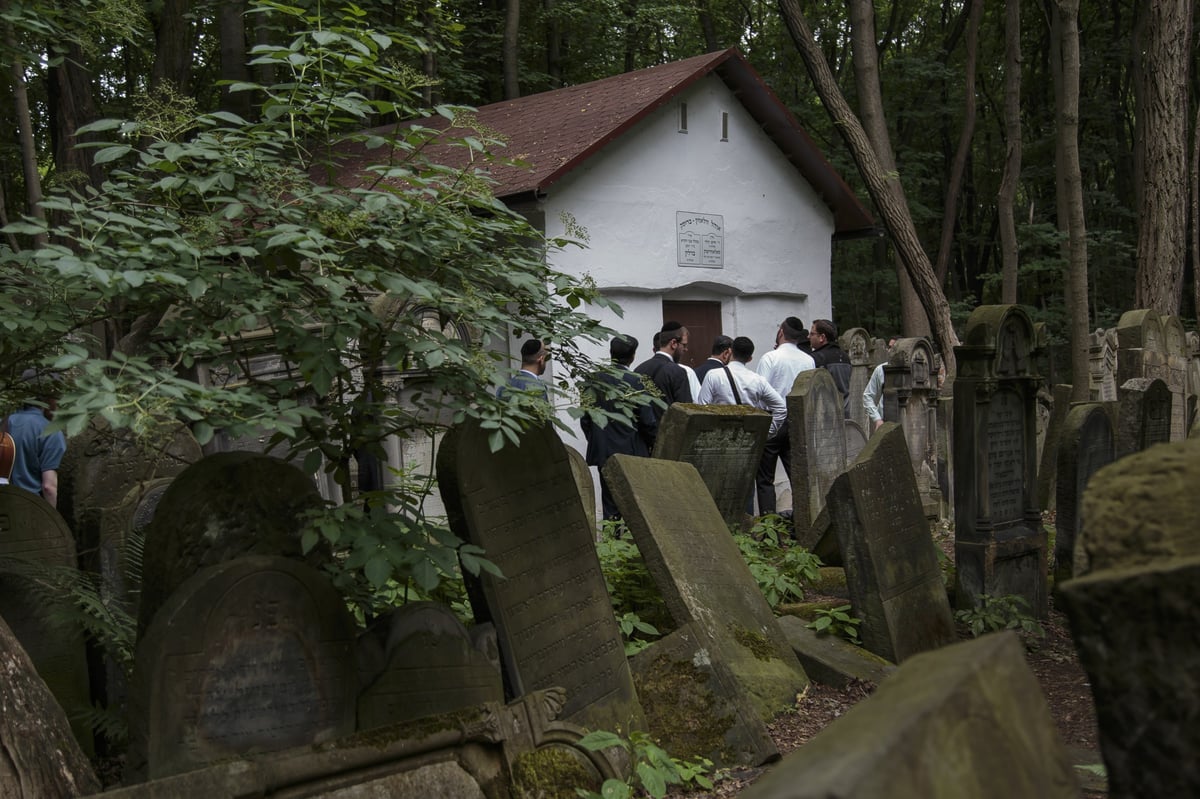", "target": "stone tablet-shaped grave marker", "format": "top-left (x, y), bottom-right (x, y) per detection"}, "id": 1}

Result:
top-left (1052, 404), bottom-right (1114, 585)
top-left (825, 424), bottom-right (955, 663)
top-left (605, 454), bottom-right (808, 721)
top-left (953, 305), bottom-right (1047, 615)
top-left (882, 337), bottom-right (942, 517)
top-left (652, 403), bottom-right (770, 526)
top-left (357, 602), bottom-right (503, 730)
top-left (788, 369), bottom-right (845, 529)
top-left (0, 486), bottom-right (93, 754)
top-left (840, 326), bottom-right (876, 433)
top-left (131, 555), bottom-right (357, 779)
top-left (437, 419), bottom-right (644, 733)
top-left (1116, 377), bottom-right (1171, 458)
